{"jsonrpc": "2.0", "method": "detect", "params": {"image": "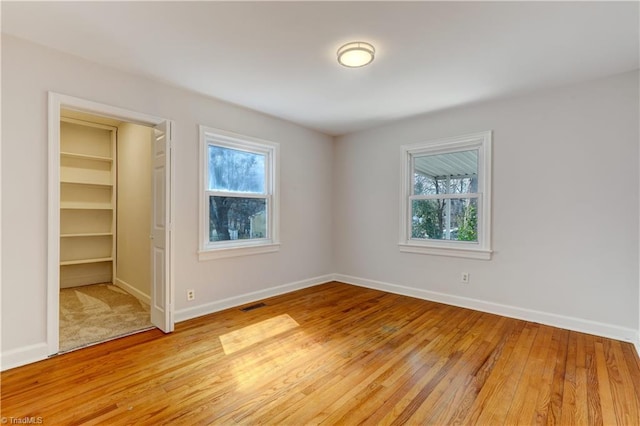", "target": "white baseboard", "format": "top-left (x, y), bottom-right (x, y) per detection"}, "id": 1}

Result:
top-left (335, 274), bottom-right (639, 346)
top-left (635, 334), bottom-right (640, 358)
top-left (115, 278), bottom-right (151, 305)
top-left (1, 343), bottom-right (50, 372)
top-left (175, 274), bottom-right (335, 322)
